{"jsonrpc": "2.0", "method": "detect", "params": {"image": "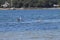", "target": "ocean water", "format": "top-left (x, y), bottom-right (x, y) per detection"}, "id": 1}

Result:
top-left (0, 9), bottom-right (60, 40)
